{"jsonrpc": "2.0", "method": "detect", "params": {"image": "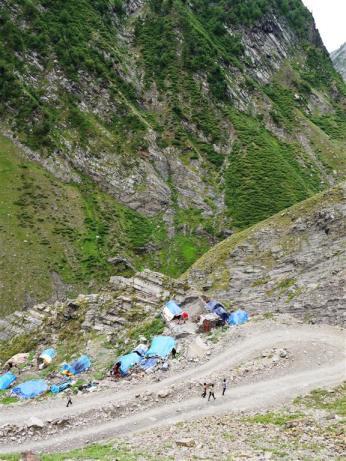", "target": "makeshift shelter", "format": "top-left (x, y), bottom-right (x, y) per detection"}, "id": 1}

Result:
top-left (206, 300), bottom-right (229, 322)
top-left (163, 300), bottom-right (182, 322)
top-left (146, 336), bottom-right (176, 359)
top-left (116, 352), bottom-right (141, 376)
top-left (12, 379), bottom-right (48, 399)
top-left (61, 355), bottom-right (91, 376)
top-left (5, 353), bottom-right (29, 368)
top-left (133, 344), bottom-right (148, 357)
top-left (38, 348), bottom-right (56, 369)
top-left (51, 380), bottom-right (72, 394)
top-left (0, 372), bottom-right (16, 390)
top-left (139, 357), bottom-right (158, 372)
top-left (228, 309), bottom-right (249, 326)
